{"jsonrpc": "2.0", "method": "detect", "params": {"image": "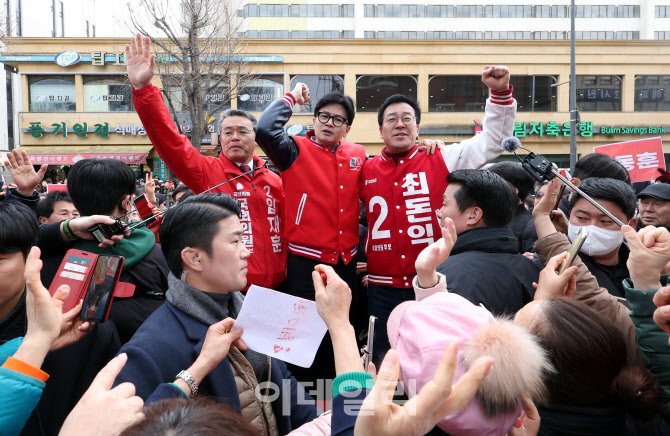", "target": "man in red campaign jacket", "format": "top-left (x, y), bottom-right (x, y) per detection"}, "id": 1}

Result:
top-left (255, 83), bottom-right (365, 298)
top-left (125, 34), bottom-right (286, 290)
top-left (255, 82), bottom-right (366, 388)
top-left (360, 65), bottom-right (517, 366)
